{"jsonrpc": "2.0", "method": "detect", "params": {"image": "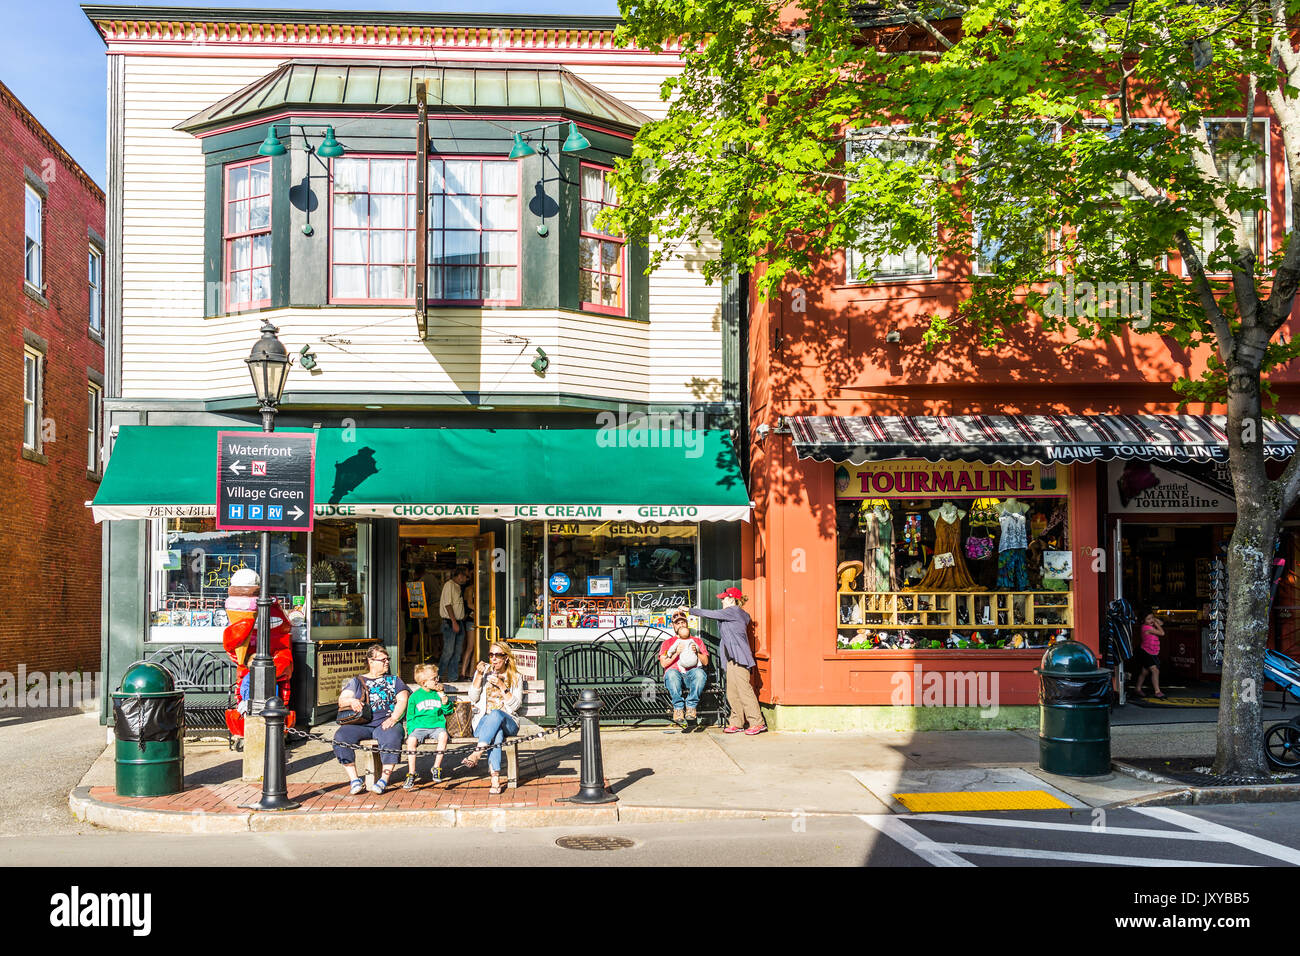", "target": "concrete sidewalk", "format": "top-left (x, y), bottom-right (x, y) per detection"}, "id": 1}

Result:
top-left (72, 717), bottom-right (1300, 833)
